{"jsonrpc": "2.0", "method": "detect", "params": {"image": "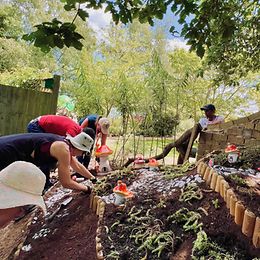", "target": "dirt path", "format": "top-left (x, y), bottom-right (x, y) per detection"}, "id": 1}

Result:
top-left (18, 193), bottom-right (97, 260)
top-left (0, 183), bottom-right (98, 260)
